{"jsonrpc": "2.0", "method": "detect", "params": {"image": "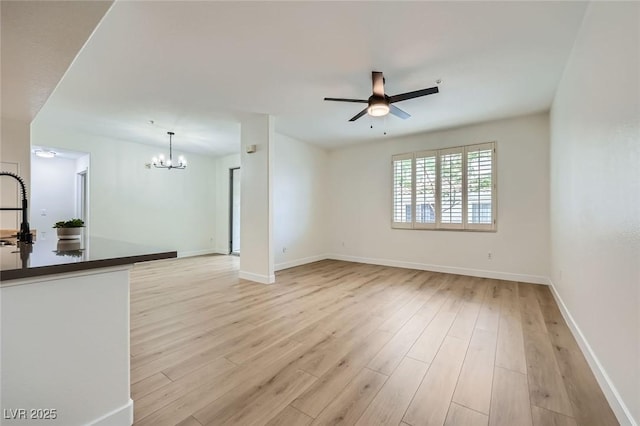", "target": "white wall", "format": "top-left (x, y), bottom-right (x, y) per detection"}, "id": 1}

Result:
top-left (1, 118), bottom-right (30, 230)
top-left (273, 133), bottom-right (328, 270)
top-left (550, 2), bottom-right (639, 424)
top-left (31, 123), bottom-right (218, 257)
top-left (327, 113), bottom-right (550, 283)
top-left (30, 154), bottom-right (76, 239)
top-left (214, 153), bottom-right (240, 254)
top-left (239, 114), bottom-right (274, 283)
